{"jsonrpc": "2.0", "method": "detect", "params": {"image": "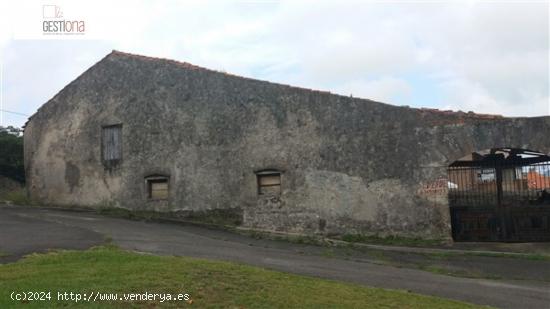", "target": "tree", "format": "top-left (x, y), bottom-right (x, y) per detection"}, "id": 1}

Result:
top-left (0, 131), bottom-right (25, 183)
